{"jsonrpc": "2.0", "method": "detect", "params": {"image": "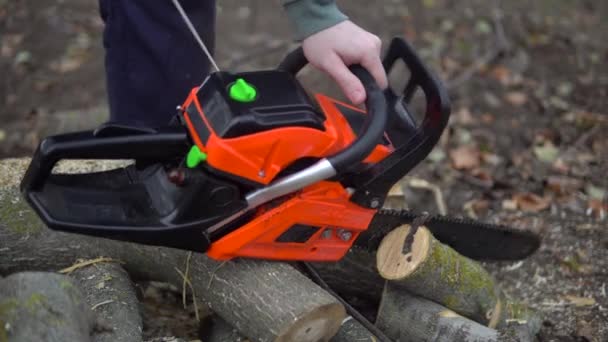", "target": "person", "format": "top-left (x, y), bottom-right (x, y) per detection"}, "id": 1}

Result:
top-left (98, 0), bottom-right (388, 128)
